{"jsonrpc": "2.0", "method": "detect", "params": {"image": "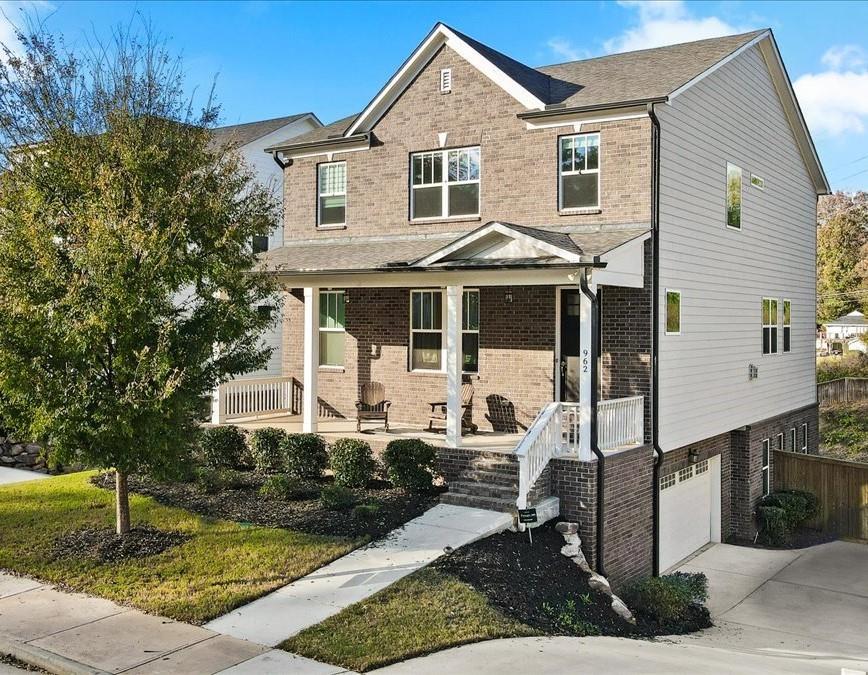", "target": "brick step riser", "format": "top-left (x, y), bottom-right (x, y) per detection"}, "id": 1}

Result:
top-left (454, 470), bottom-right (519, 487)
top-left (463, 460), bottom-right (519, 473)
top-left (448, 481), bottom-right (517, 500)
top-left (440, 491), bottom-right (516, 513)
